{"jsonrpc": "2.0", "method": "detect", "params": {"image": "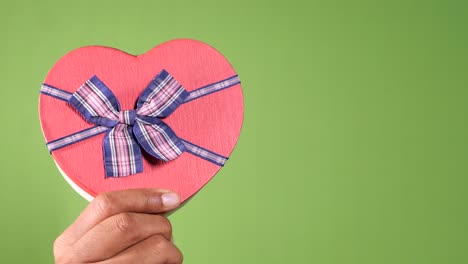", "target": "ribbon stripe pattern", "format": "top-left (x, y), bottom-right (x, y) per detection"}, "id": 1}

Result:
top-left (41, 69), bottom-right (240, 177)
